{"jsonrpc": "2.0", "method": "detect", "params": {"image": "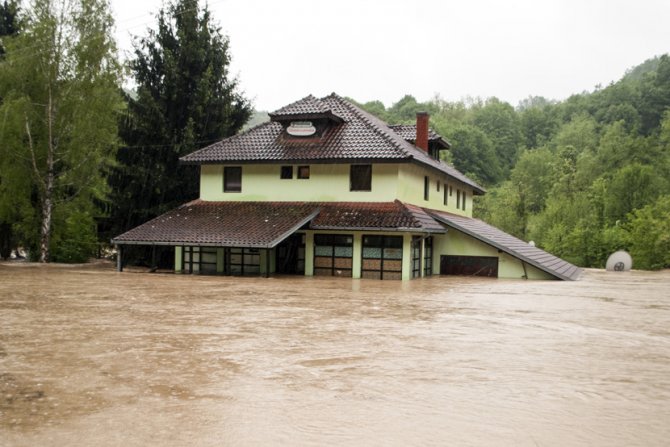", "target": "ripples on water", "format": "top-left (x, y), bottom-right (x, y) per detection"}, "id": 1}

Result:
top-left (1, 263), bottom-right (669, 446)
